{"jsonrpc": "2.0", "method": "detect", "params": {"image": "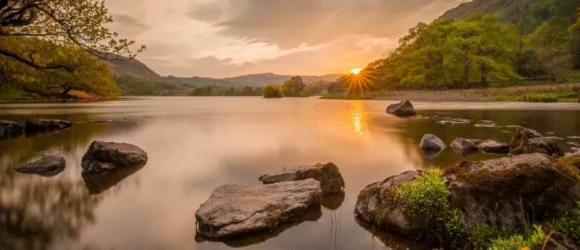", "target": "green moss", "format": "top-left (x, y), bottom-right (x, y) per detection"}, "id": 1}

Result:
top-left (554, 202), bottom-right (580, 244)
top-left (395, 169), bottom-right (450, 222)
